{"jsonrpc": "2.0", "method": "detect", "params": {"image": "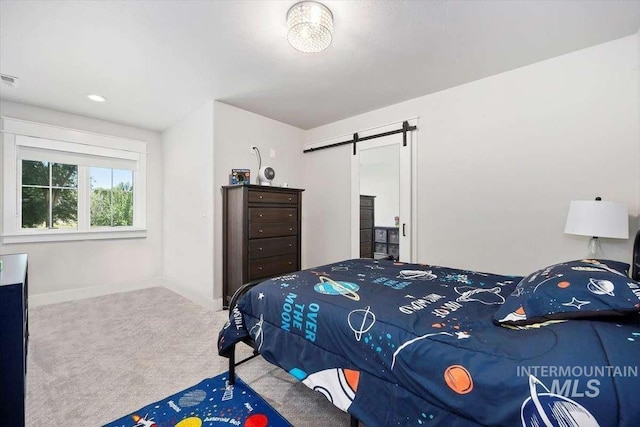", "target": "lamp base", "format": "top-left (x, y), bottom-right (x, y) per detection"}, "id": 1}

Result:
top-left (587, 237), bottom-right (603, 259)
